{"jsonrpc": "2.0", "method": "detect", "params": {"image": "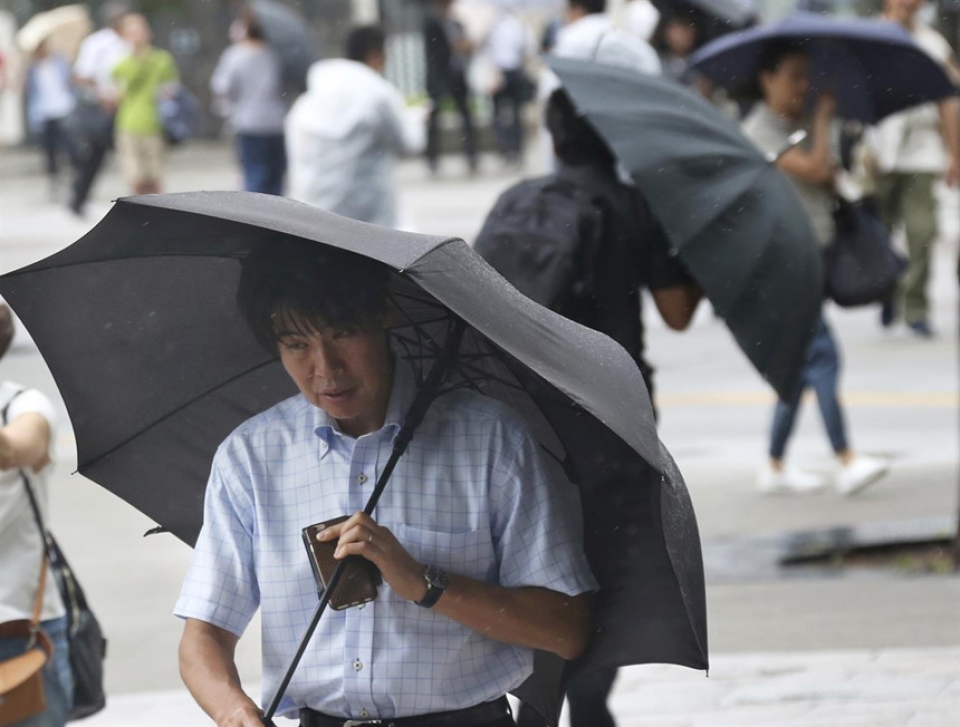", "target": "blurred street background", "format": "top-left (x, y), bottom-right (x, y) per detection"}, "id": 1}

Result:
top-left (1, 0), bottom-right (960, 725)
